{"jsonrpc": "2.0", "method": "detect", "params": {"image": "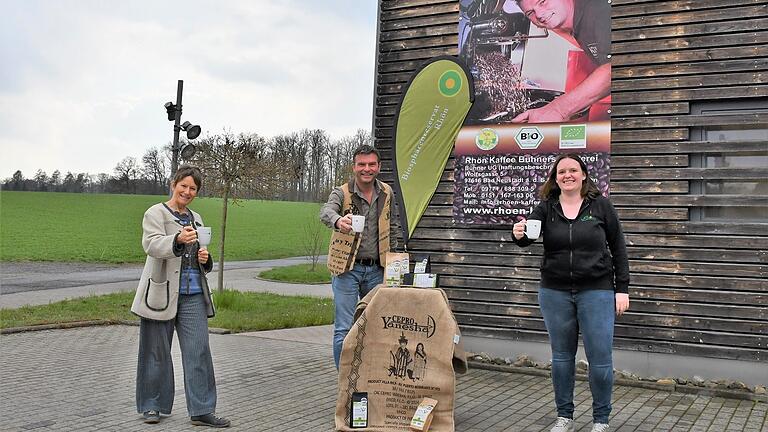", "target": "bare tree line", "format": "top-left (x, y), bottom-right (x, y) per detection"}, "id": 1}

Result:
top-left (2, 128), bottom-right (370, 202)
